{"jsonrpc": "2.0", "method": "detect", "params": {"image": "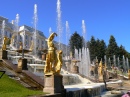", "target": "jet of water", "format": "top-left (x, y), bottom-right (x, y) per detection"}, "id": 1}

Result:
top-left (15, 14), bottom-right (19, 49)
top-left (126, 58), bottom-right (129, 71)
top-left (65, 21), bottom-right (70, 58)
top-left (123, 55), bottom-right (126, 72)
top-left (57, 0), bottom-right (63, 50)
top-left (49, 27), bottom-right (52, 35)
top-left (117, 57), bottom-right (120, 68)
top-left (2, 20), bottom-right (5, 40)
top-left (33, 4), bottom-right (38, 56)
top-left (113, 55), bottom-right (116, 67)
top-left (82, 20), bottom-right (87, 48)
